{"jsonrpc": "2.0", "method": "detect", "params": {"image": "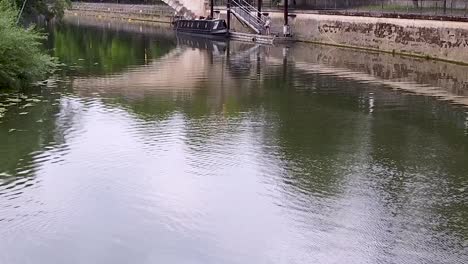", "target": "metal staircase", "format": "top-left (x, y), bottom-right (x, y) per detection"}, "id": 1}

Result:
top-left (231, 0), bottom-right (266, 34)
top-left (161, 0), bottom-right (197, 19)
